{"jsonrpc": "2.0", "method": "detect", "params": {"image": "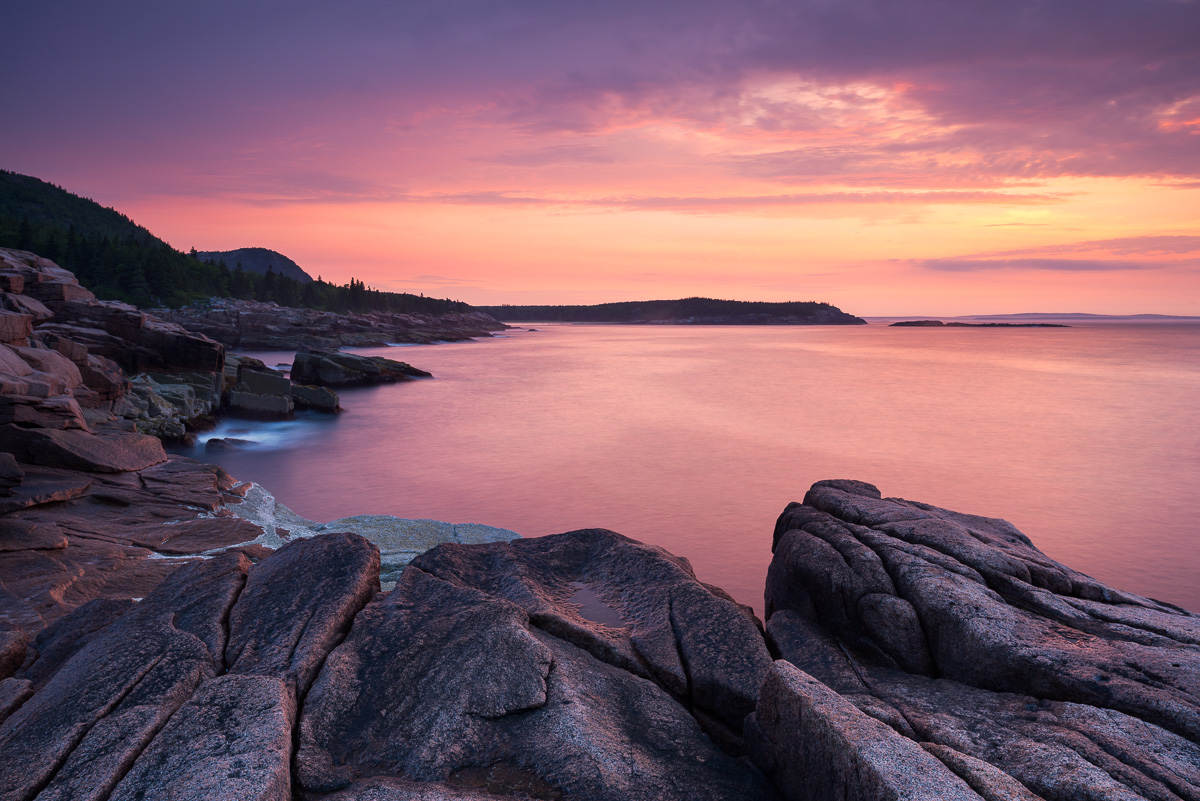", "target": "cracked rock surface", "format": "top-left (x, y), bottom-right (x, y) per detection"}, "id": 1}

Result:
top-left (297, 558), bottom-right (778, 801)
top-left (755, 479), bottom-right (1200, 801)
